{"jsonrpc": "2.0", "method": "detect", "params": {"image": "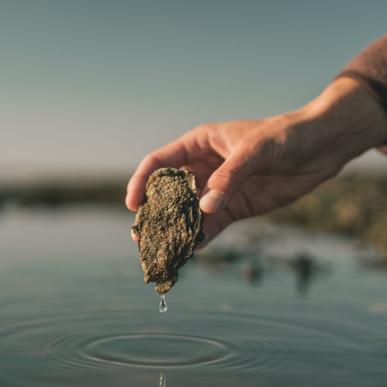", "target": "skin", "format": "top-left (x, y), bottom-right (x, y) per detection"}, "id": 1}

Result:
top-left (126, 77), bottom-right (387, 245)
